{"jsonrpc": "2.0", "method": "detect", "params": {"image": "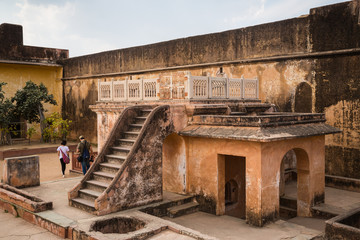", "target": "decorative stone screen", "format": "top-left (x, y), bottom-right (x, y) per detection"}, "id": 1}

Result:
top-left (210, 77), bottom-right (227, 98)
top-left (190, 75), bottom-right (209, 99)
top-left (98, 75), bottom-right (258, 101)
top-left (143, 79), bottom-right (158, 100)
